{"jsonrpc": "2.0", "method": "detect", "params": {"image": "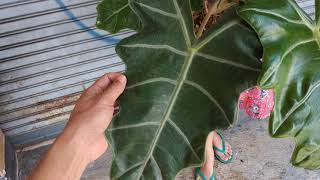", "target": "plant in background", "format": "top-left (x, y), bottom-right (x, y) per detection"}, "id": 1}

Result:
top-left (96, 0), bottom-right (262, 179)
top-left (239, 0), bottom-right (320, 169)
